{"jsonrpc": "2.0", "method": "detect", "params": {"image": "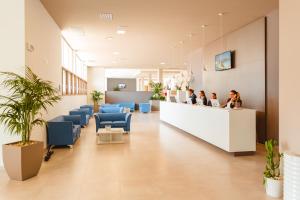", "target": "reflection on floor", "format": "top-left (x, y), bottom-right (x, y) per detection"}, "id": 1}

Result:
top-left (0, 112), bottom-right (276, 200)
